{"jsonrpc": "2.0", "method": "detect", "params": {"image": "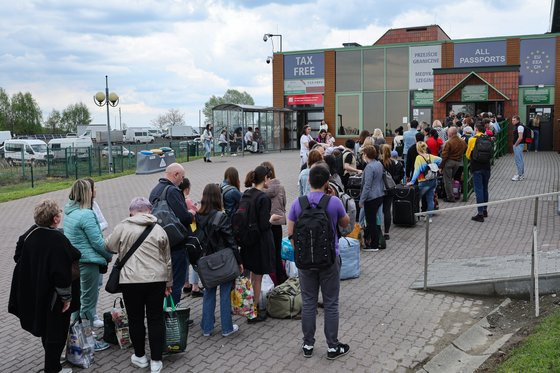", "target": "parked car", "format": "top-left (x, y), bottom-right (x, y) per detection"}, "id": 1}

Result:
top-left (101, 146), bottom-right (134, 157)
top-left (178, 138), bottom-right (201, 150)
top-left (0, 146), bottom-right (4, 159)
